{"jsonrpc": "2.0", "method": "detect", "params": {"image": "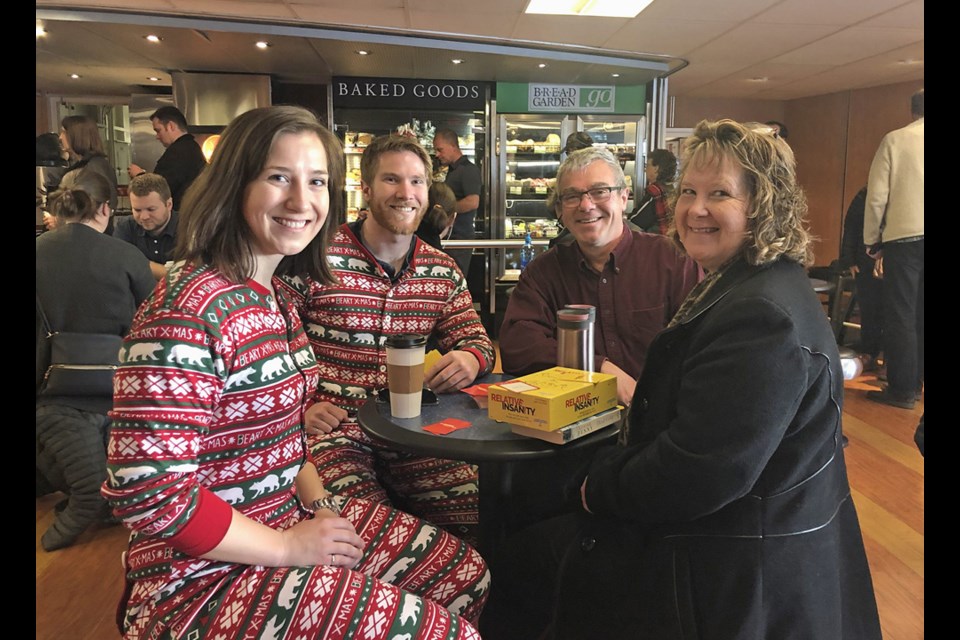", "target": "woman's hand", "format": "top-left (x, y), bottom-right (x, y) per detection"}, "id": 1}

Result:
top-left (580, 477), bottom-right (593, 514)
top-left (42, 211), bottom-right (59, 231)
top-left (279, 510), bottom-right (365, 570)
top-left (600, 360), bottom-right (637, 407)
top-left (304, 402), bottom-right (348, 436)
